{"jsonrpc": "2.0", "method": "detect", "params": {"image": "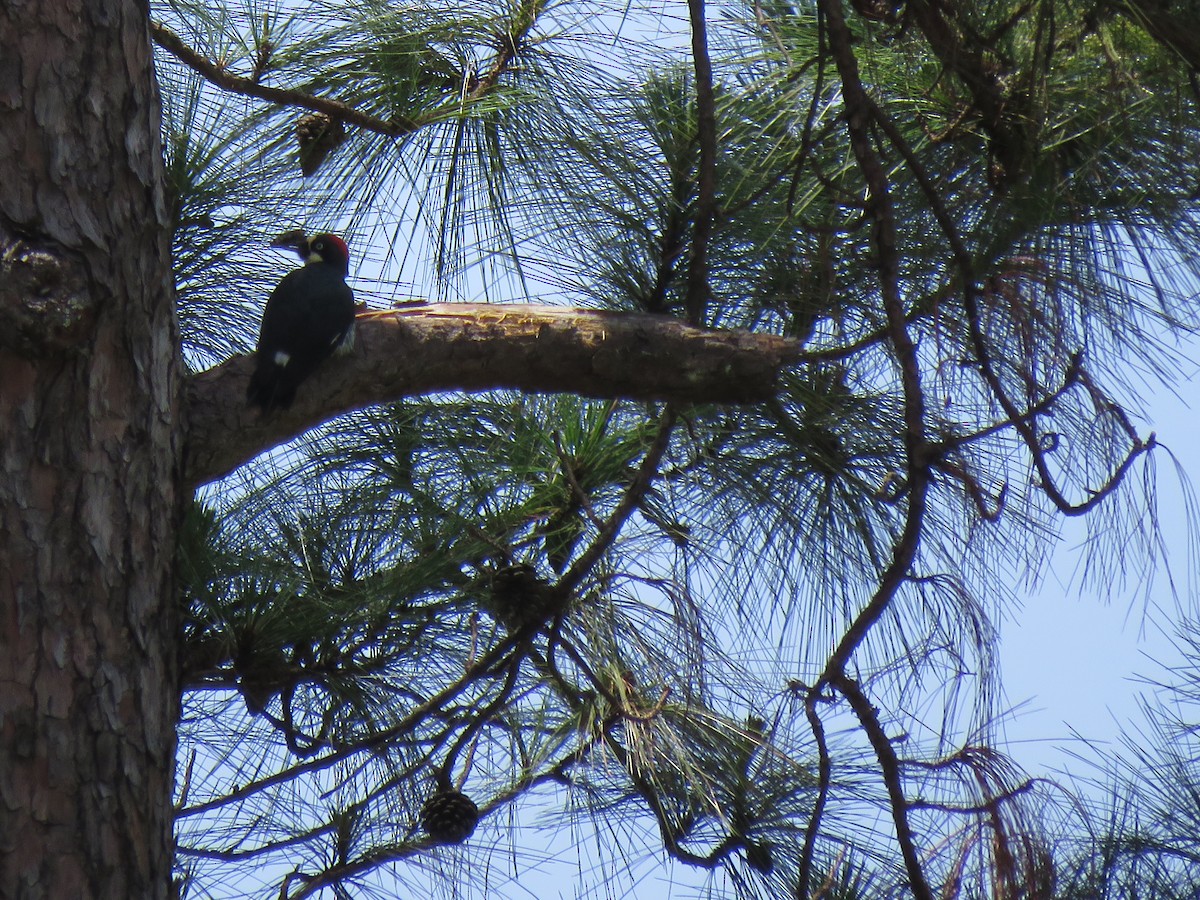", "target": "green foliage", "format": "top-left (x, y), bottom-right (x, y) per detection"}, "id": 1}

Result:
top-left (160, 0), bottom-right (1200, 897)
